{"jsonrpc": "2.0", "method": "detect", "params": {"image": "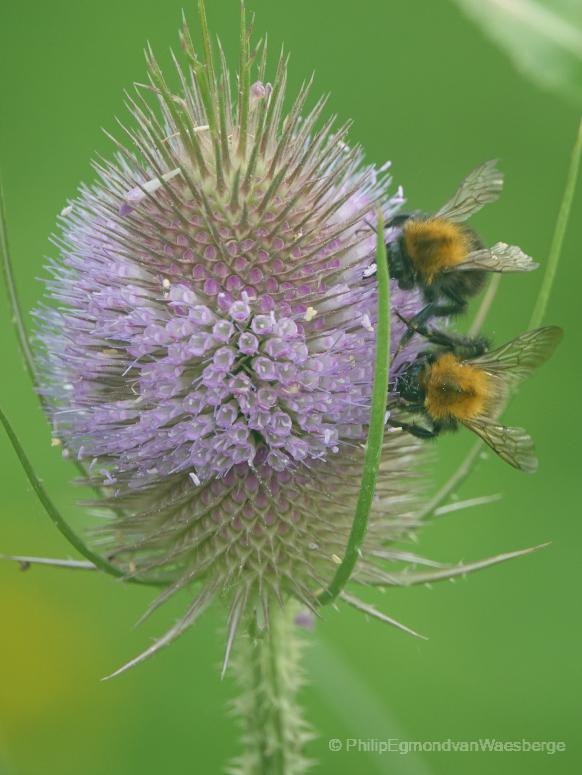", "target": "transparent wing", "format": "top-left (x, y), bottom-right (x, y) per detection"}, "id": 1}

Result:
top-left (444, 242), bottom-right (538, 273)
top-left (462, 417), bottom-right (537, 473)
top-left (470, 326), bottom-right (563, 387)
top-left (434, 160), bottom-right (503, 223)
